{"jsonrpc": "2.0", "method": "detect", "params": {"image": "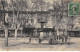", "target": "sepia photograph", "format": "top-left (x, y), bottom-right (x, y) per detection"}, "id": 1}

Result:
top-left (0, 0), bottom-right (80, 51)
